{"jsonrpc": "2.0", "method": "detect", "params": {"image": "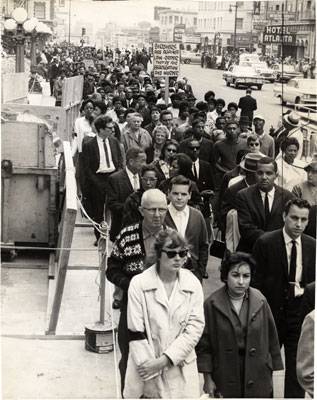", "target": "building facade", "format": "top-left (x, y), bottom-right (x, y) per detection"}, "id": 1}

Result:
top-left (2, 0), bottom-right (54, 26)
